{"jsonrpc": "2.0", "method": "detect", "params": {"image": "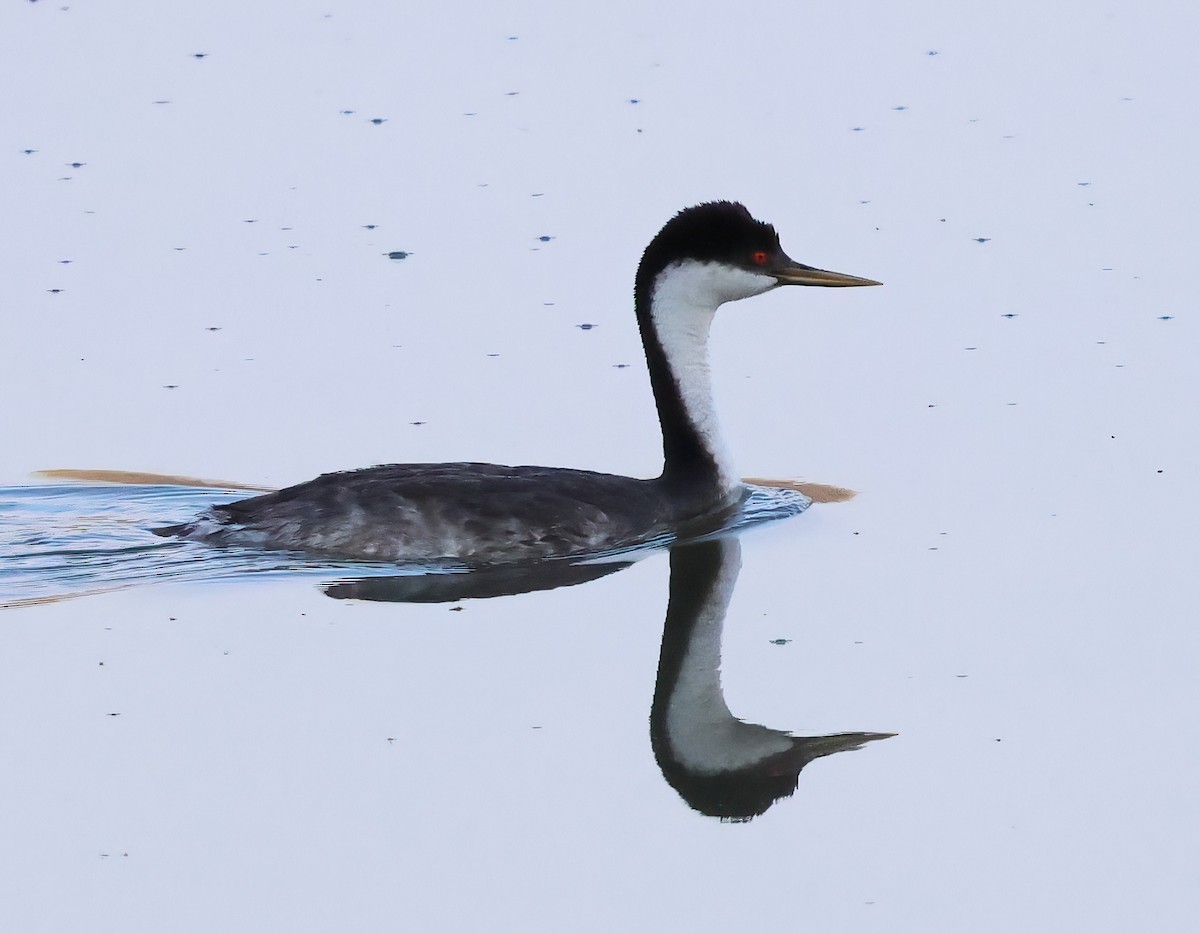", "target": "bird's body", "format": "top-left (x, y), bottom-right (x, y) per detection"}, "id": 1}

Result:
top-left (172, 462), bottom-right (732, 562)
top-left (156, 202), bottom-right (878, 563)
